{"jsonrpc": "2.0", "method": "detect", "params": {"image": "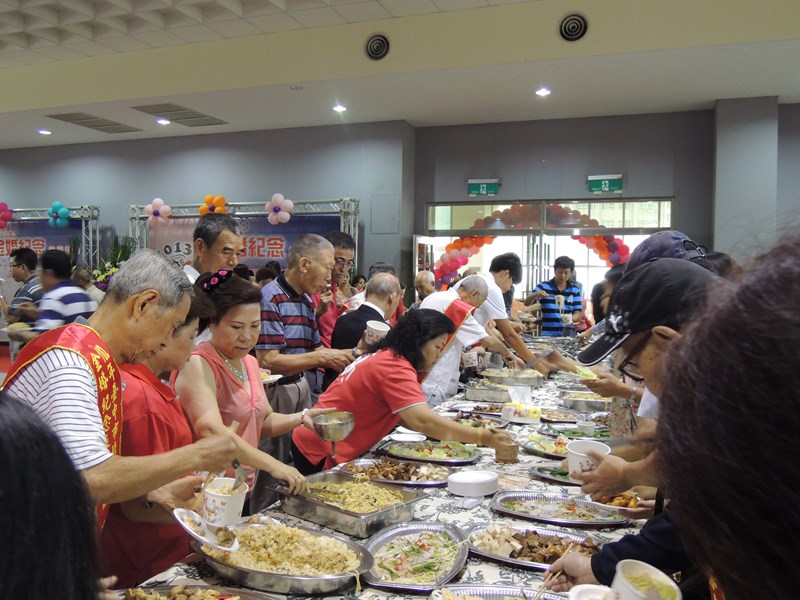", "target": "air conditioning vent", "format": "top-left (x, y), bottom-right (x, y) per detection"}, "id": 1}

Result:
top-left (46, 113), bottom-right (141, 134)
top-left (131, 103), bottom-right (227, 127)
top-left (560, 13), bottom-right (588, 42)
top-left (365, 34), bottom-right (389, 61)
